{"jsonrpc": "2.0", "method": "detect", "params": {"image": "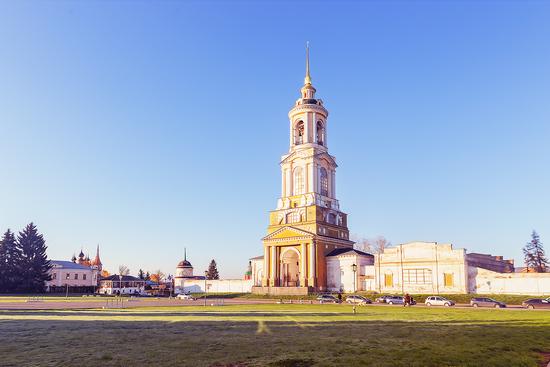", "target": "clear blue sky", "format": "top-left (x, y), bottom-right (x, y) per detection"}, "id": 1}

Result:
top-left (1, 1), bottom-right (549, 278)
